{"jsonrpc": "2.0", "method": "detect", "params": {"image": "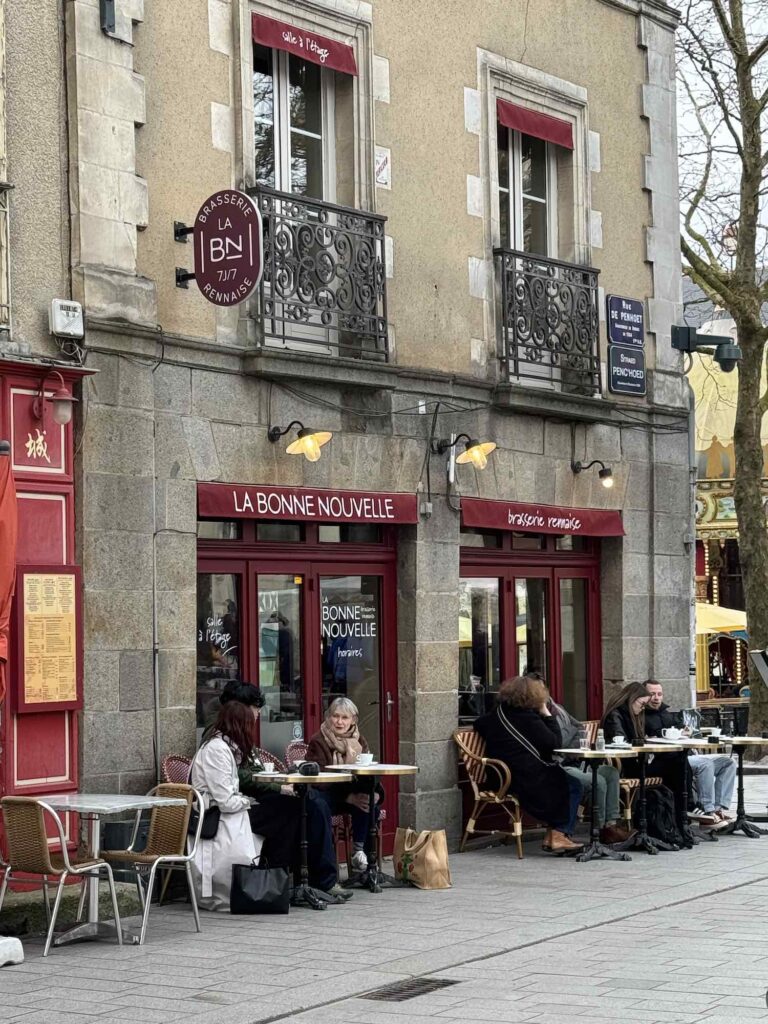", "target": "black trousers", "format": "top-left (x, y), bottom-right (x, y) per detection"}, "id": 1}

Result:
top-left (248, 790), bottom-right (337, 892)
